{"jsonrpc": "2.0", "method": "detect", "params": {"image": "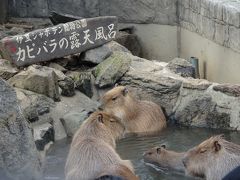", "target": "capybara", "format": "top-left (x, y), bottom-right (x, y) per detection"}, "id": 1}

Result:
top-left (99, 86), bottom-right (166, 134)
top-left (96, 164), bottom-right (139, 180)
top-left (143, 145), bottom-right (185, 172)
top-left (182, 135), bottom-right (240, 180)
top-left (65, 111), bottom-right (135, 180)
